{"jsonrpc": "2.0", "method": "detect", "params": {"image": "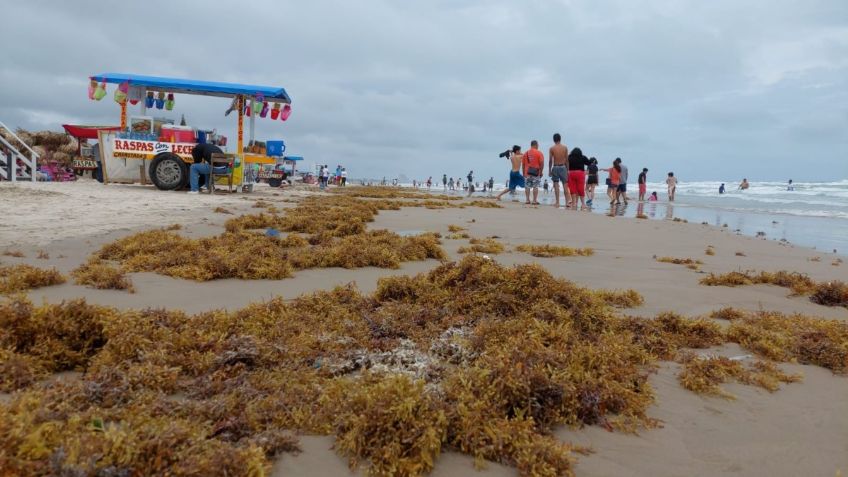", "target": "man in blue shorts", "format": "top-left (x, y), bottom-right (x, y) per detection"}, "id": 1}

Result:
top-left (496, 145), bottom-right (524, 201)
